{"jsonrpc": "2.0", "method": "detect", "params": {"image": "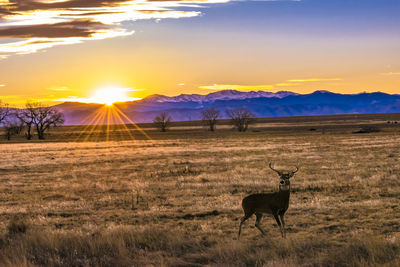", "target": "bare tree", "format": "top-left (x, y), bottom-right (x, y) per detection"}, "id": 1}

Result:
top-left (25, 102), bottom-right (65, 140)
top-left (3, 112), bottom-right (24, 140)
top-left (0, 100), bottom-right (10, 125)
top-left (16, 108), bottom-right (34, 140)
top-left (202, 108), bottom-right (220, 131)
top-left (226, 108), bottom-right (255, 132)
top-left (153, 112), bottom-right (172, 132)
